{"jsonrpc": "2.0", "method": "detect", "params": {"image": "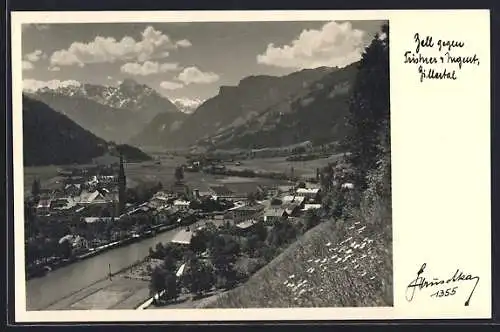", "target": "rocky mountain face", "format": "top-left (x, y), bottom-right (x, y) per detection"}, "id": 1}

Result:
top-left (22, 95), bottom-right (151, 166)
top-left (25, 64), bottom-right (359, 153)
top-left (208, 62), bottom-right (359, 149)
top-left (130, 67), bottom-right (336, 149)
top-left (26, 79), bottom-right (181, 143)
top-left (172, 98), bottom-right (204, 114)
top-left (128, 110), bottom-right (188, 149)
